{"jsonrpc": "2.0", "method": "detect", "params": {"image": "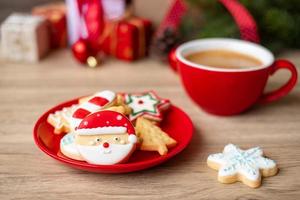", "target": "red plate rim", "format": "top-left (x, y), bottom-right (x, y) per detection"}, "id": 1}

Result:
top-left (33, 97), bottom-right (194, 173)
